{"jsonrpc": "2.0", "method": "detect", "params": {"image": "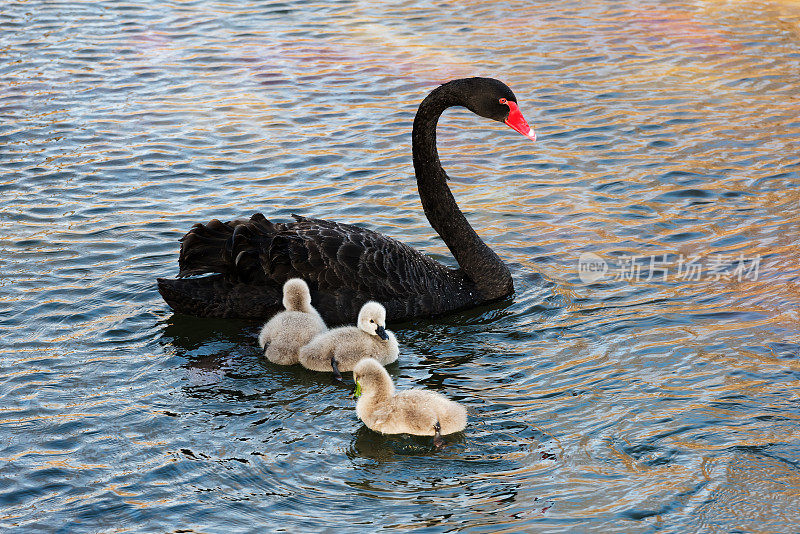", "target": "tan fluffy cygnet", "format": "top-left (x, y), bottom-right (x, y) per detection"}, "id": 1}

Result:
top-left (257, 279), bottom-right (326, 365)
top-left (353, 358), bottom-right (467, 446)
top-left (298, 301), bottom-right (398, 379)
